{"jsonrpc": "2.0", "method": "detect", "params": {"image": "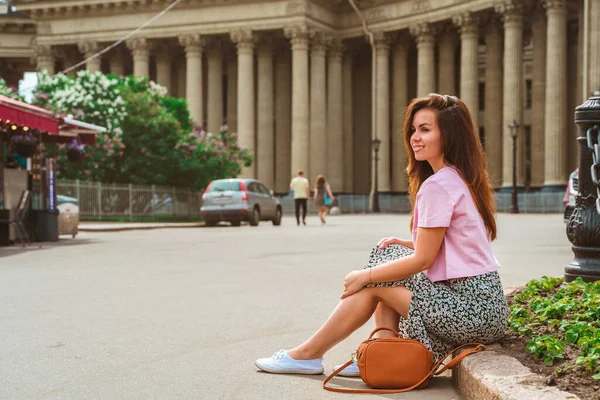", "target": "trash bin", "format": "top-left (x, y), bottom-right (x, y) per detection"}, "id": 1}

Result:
top-left (57, 195), bottom-right (79, 238)
top-left (30, 209), bottom-right (59, 242)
